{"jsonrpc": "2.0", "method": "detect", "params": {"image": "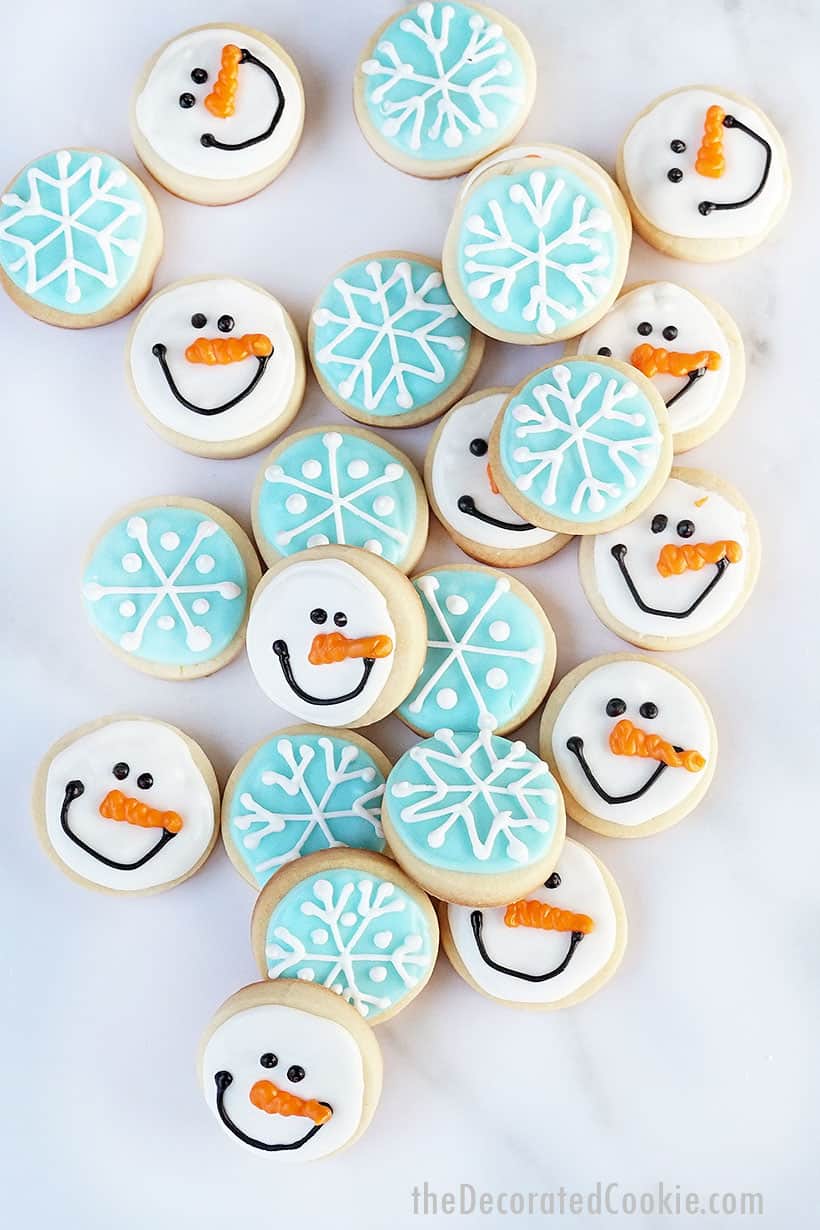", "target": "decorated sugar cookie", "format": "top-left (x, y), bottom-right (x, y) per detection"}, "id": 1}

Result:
top-left (246, 545), bottom-right (426, 728)
top-left (127, 277), bottom-right (304, 459)
top-left (579, 468), bottom-right (760, 651)
top-left (442, 838), bottom-right (627, 1009)
top-left (32, 716), bottom-right (218, 893)
top-left (0, 149), bottom-right (162, 327)
top-left (132, 24), bottom-right (304, 206)
top-left (251, 848), bottom-right (439, 1022)
top-left (384, 727), bottom-right (566, 906)
top-left (82, 497), bottom-right (260, 680)
top-left (617, 86), bottom-right (790, 261)
top-left (253, 425), bottom-right (428, 572)
top-left (569, 283), bottom-right (745, 452)
top-left (354, 2), bottom-right (536, 179)
top-left (309, 252), bottom-right (483, 427)
top-left (199, 980), bottom-right (382, 1159)
top-left (442, 144), bottom-right (631, 344)
top-left (425, 388), bottom-right (572, 565)
top-left (540, 654), bottom-right (717, 838)
top-left (222, 726), bottom-right (390, 888)
top-left (397, 565), bottom-right (556, 737)
top-left (489, 358), bottom-right (672, 535)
